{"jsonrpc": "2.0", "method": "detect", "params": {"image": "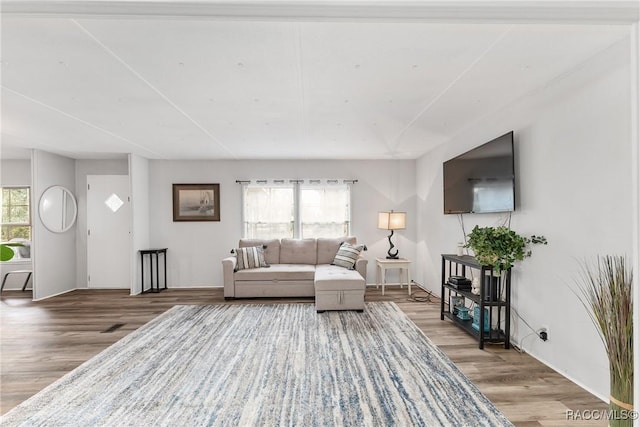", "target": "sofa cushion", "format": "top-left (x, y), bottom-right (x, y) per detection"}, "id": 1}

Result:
top-left (332, 242), bottom-right (365, 269)
top-left (315, 264), bottom-right (365, 291)
top-left (235, 246), bottom-right (269, 271)
top-left (280, 238), bottom-right (317, 264)
top-left (234, 264), bottom-right (316, 281)
top-left (239, 239), bottom-right (280, 265)
top-left (316, 236), bottom-right (357, 265)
